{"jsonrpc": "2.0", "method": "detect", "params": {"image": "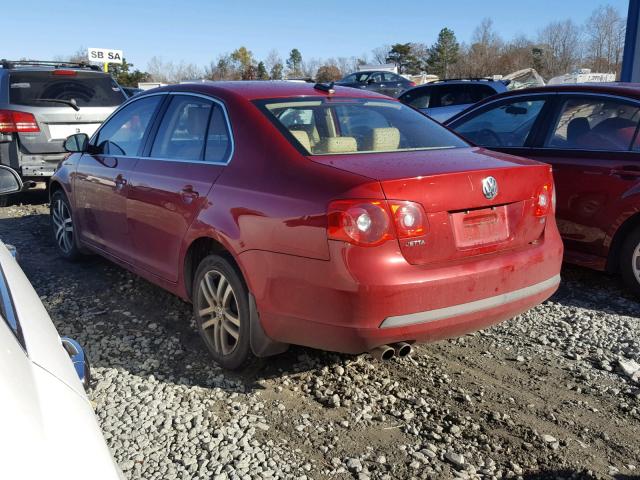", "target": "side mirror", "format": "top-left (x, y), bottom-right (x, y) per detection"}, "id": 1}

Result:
top-left (0, 165), bottom-right (23, 195)
top-left (367, 78), bottom-right (376, 84)
top-left (61, 337), bottom-right (91, 390)
top-left (63, 133), bottom-right (89, 153)
top-left (504, 105), bottom-right (528, 115)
